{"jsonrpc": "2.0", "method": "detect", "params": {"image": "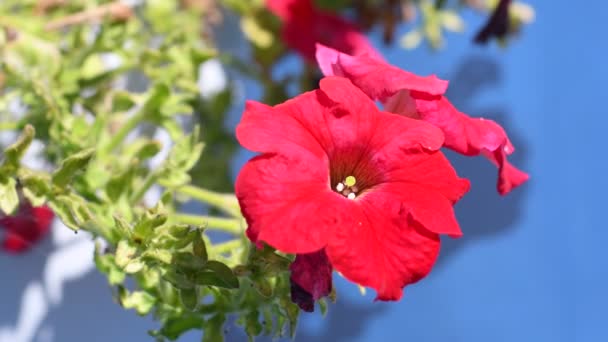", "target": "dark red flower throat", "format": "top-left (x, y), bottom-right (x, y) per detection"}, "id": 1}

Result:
top-left (329, 146), bottom-right (383, 200)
